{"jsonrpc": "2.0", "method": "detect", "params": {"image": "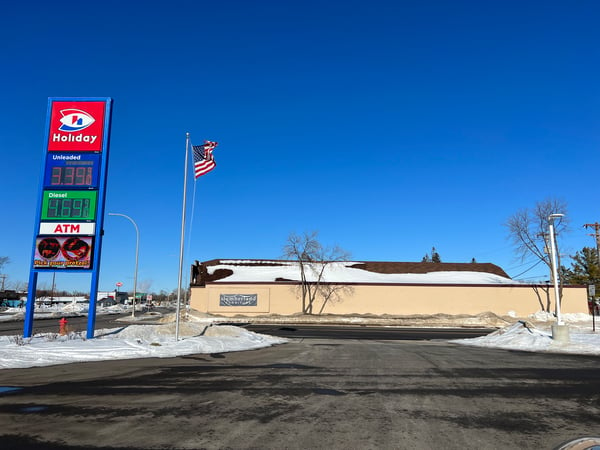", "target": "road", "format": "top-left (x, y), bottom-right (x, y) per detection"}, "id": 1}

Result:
top-left (243, 323), bottom-right (493, 340)
top-left (1, 329), bottom-right (599, 449)
top-left (0, 309), bottom-right (169, 337)
top-left (0, 315), bottom-right (493, 340)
